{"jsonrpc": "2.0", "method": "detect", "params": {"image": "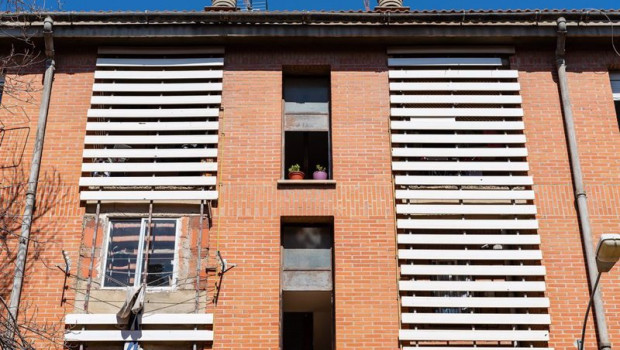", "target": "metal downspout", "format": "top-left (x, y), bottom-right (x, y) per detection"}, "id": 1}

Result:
top-left (555, 17), bottom-right (612, 350)
top-left (7, 17), bottom-right (56, 322)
